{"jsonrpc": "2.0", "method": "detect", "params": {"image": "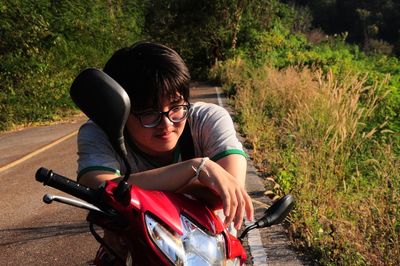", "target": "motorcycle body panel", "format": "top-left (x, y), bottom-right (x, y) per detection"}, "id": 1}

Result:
top-left (90, 181), bottom-right (247, 265)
